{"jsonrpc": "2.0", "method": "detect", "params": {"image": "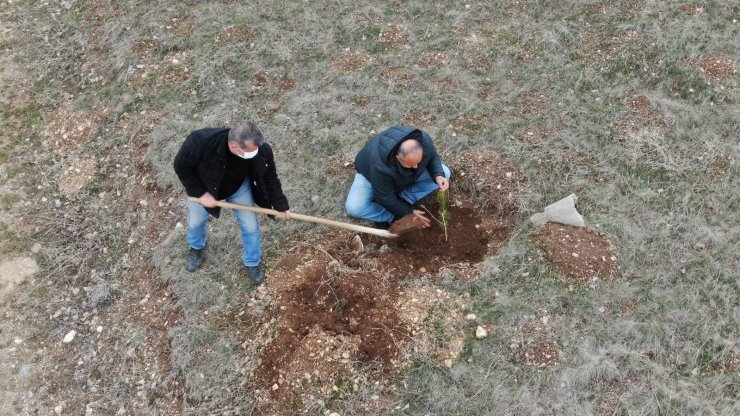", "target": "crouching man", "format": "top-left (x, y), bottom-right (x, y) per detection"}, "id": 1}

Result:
top-left (345, 125), bottom-right (450, 232)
